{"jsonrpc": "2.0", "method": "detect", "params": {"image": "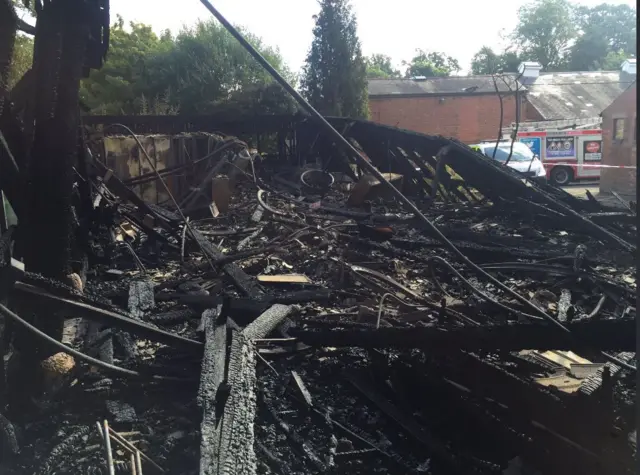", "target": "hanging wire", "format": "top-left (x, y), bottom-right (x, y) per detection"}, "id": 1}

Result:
top-left (490, 74), bottom-right (504, 159)
top-left (103, 124), bottom-right (217, 271)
